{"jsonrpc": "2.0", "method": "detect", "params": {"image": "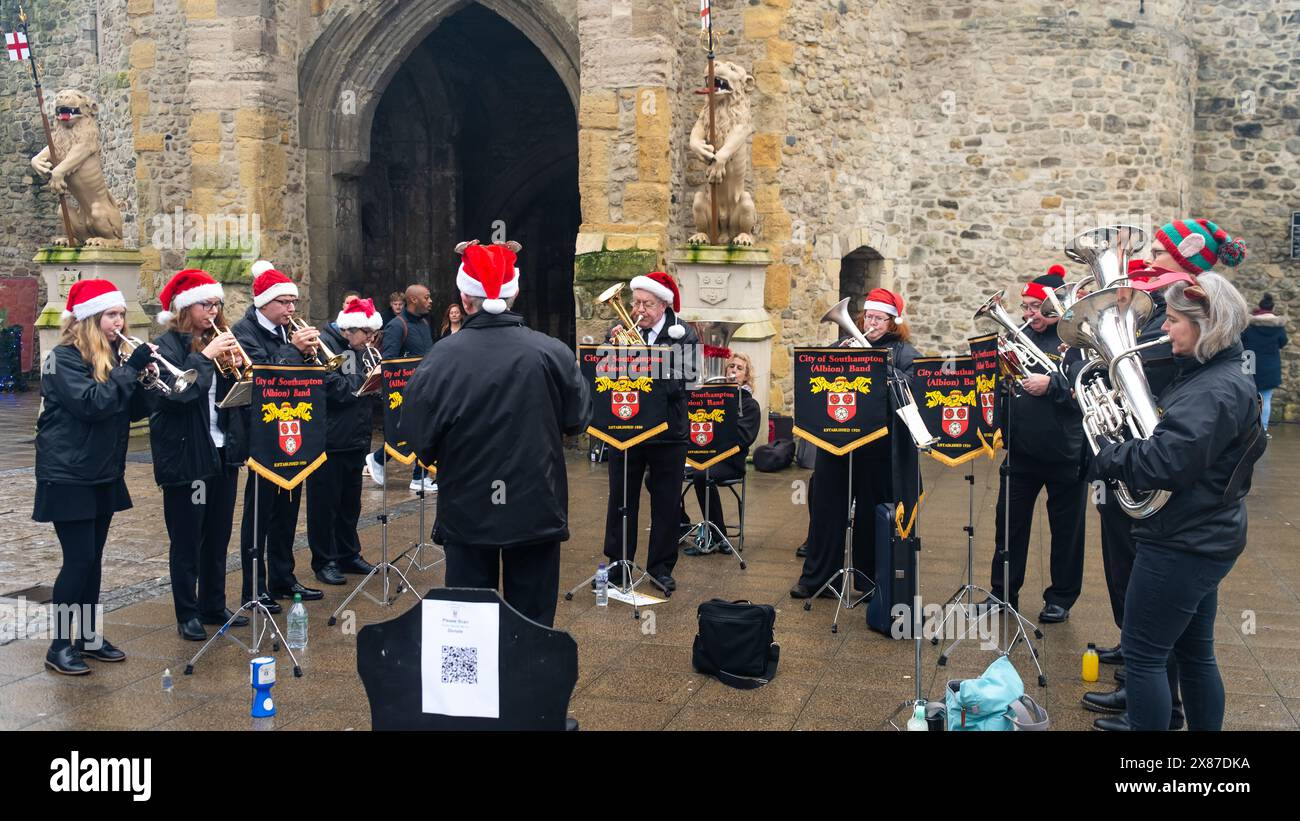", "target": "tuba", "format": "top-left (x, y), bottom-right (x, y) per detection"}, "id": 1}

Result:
top-left (973, 290), bottom-right (1062, 384)
top-left (117, 334), bottom-right (198, 396)
top-left (821, 297), bottom-right (937, 449)
top-left (1058, 225), bottom-right (1171, 519)
top-left (595, 282), bottom-right (644, 346)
